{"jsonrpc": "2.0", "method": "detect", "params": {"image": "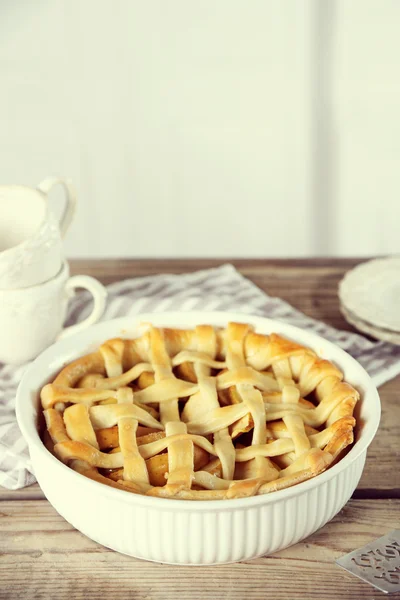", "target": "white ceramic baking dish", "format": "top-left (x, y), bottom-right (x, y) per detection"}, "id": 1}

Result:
top-left (16, 312), bottom-right (381, 565)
